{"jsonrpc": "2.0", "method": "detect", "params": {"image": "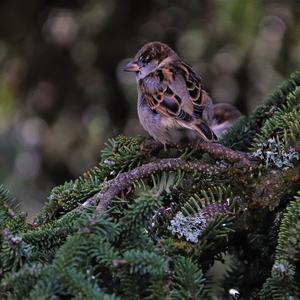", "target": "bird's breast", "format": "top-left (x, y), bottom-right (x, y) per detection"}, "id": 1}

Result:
top-left (139, 76), bottom-right (160, 93)
top-left (137, 96), bottom-right (176, 144)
